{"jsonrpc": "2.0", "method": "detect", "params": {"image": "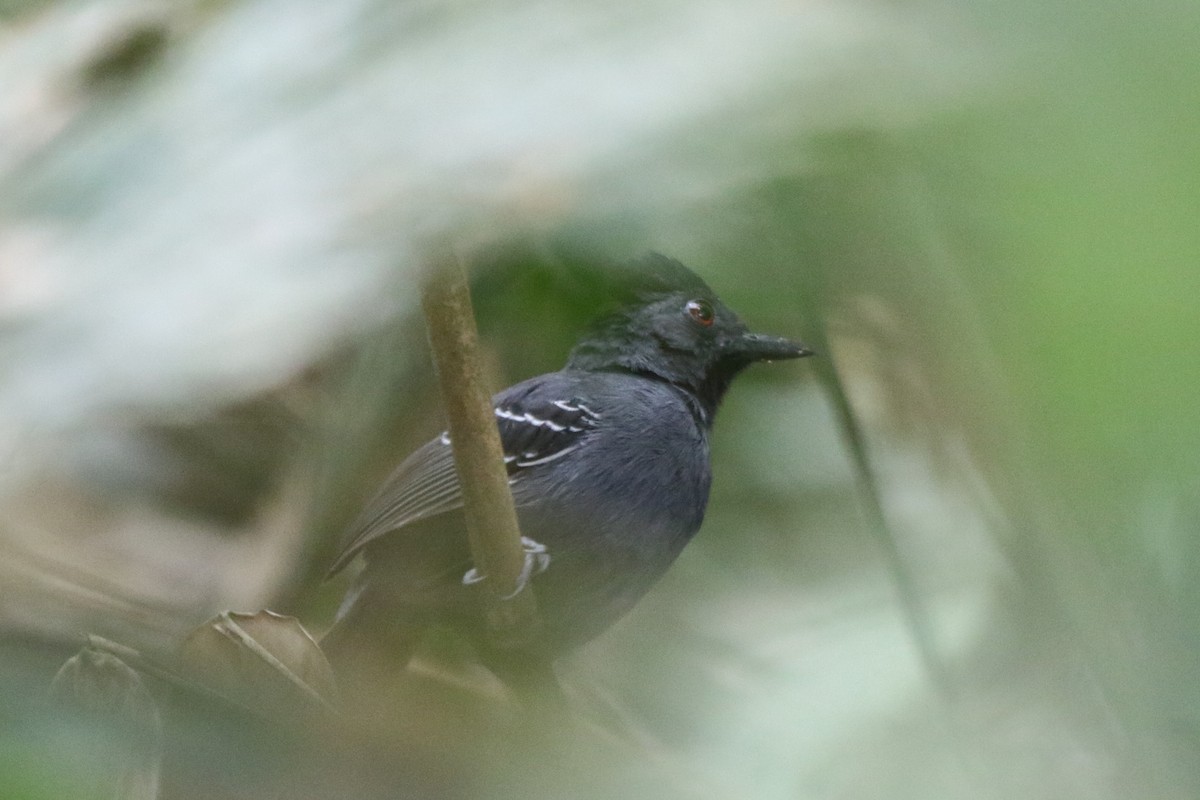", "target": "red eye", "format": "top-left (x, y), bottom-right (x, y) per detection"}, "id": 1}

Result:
top-left (686, 299), bottom-right (715, 326)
